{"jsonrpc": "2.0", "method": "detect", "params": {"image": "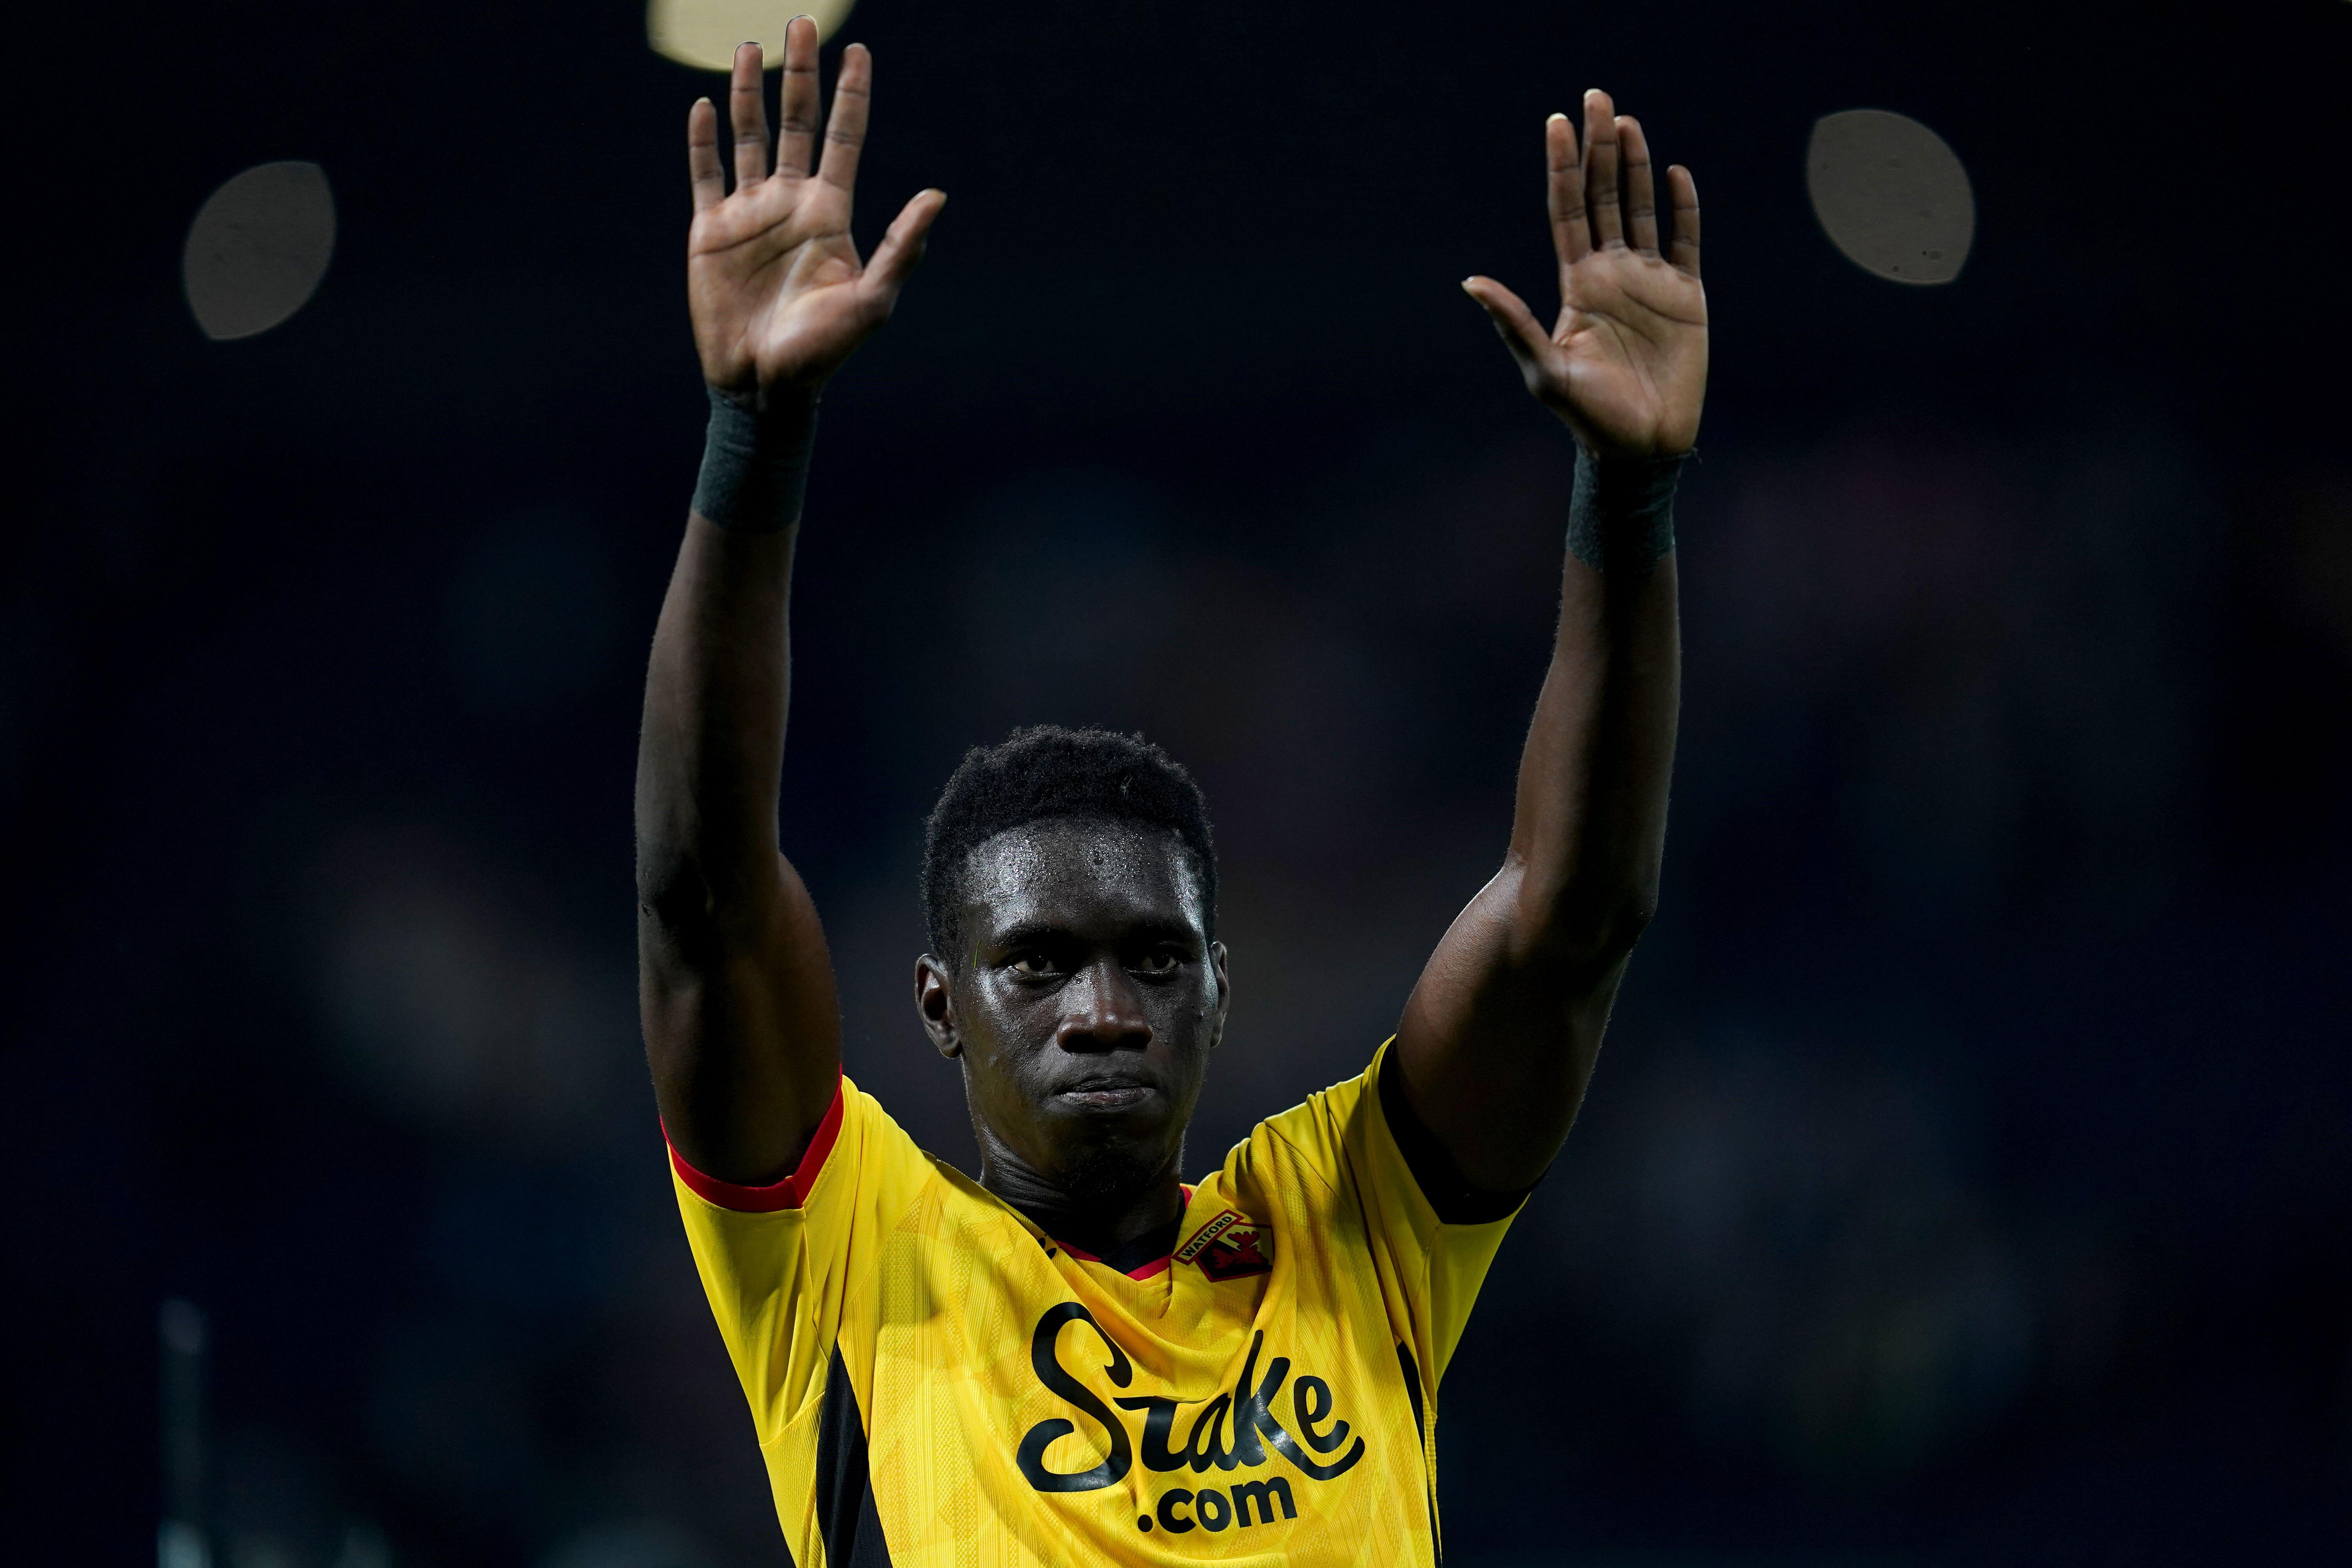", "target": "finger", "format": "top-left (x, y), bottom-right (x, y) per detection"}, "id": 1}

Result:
top-left (1461, 276), bottom-right (1553, 377)
top-left (777, 15), bottom-right (820, 177)
top-left (1546, 111), bottom-right (1590, 269)
top-left (818, 42), bottom-right (872, 192)
top-left (861, 188), bottom-right (947, 308)
top-left (1666, 164), bottom-right (1701, 278)
top-left (688, 97), bottom-right (726, 213)
top-left (730, 42), bottom-right (770, 187)
top-left (1583, 89), bottom-right (1623, 248)
top-left (1618, 115), bottom-right (1659, 256)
